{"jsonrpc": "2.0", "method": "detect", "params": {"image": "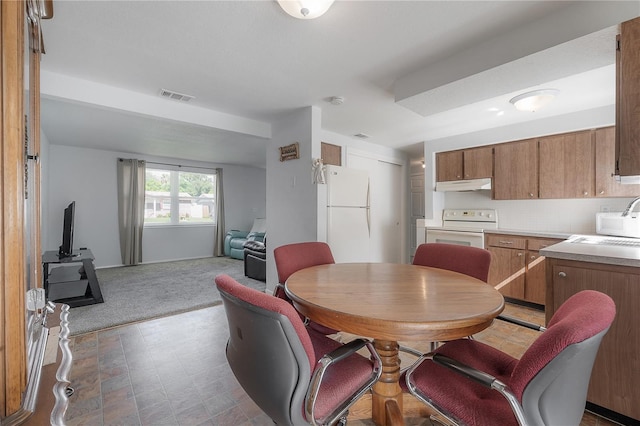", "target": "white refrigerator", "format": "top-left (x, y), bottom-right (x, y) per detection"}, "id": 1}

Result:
top-left (326, 165), bottom-right (371, 263)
